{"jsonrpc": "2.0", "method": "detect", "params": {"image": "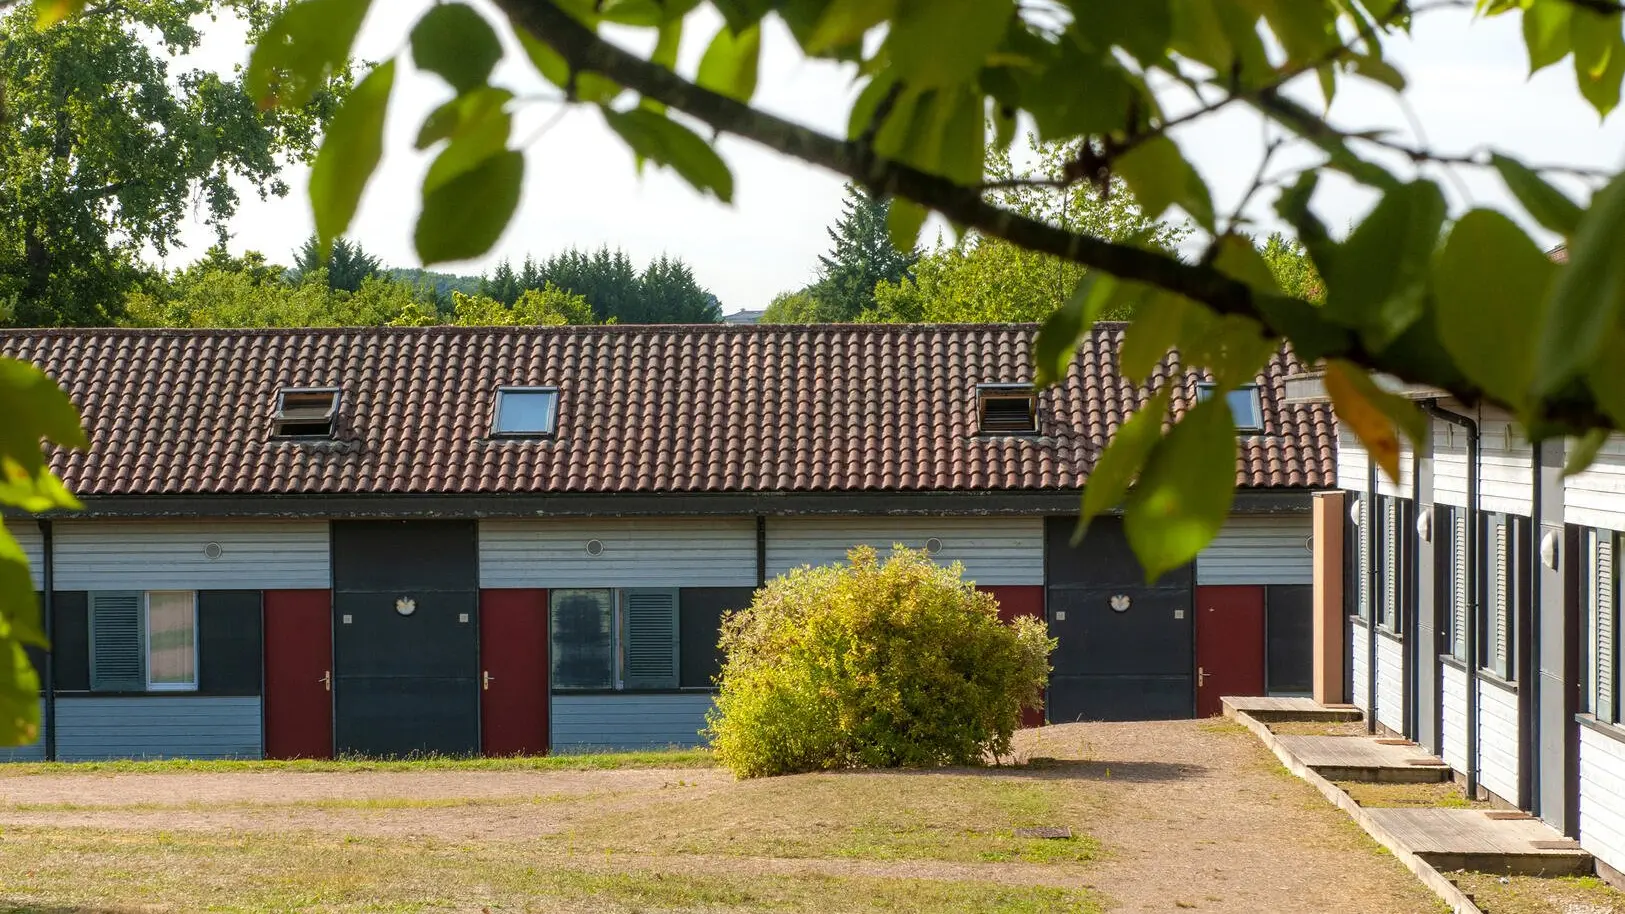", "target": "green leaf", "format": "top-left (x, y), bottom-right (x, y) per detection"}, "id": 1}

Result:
top-left (1586, 320), bottom-right (1625, 427)
top-left (32, 0), bottom-right (87, 29)
top-left (602, 108), bottom-right (734, 203)
top-left (1349, 54), bottom-right (1406, 91)
top-left (1024, 44), bottom-right (1139, 141)
top-left (309, 60), bottom-right (394, 256)
top-left (651, 16), bottom-right (683, 70)
top-left (246, 0), bottom-right (373, 109)
top-left (515, 29), bottom-right (621, 104)
top-left (1211, 234), bottom-right (1281, 295)
top-left (1324, 359), bottom-right (1425, 481)
top-left (0, 639), bottom-right (40, 748)
top-left (1258, 0), bottom-right (1339, 68)
top-left (887, 199), bottom-right (928, 255)
top-left (1119, 291), bottom-right (1187, 384)
top-left (1524, 0), bottom-right (1573, 74)
top-left (1078, 389), bottom-right (1172, 536)
top-left (1571, 7), bottom-right (1625, 117)
top-left (415, 87), bottom-right (513, 151)
top-left (0, 356), bottom-right (85, 515)
top-left (1114, 136), bottom-right (1214, 232)
top-left (415, 151), bottom-right (524, 265)
top-left (421, 97), bottom-right (511, 196)
top-left (886, 0), bottom-right (1014, 88)
top-left (1123, 397), bottom-right (1237, 582)
top-left (808, 0), bottom-right (896, 53)
top-left (0, 532), bottom-right (43, 649)
top-left (1035, 274), bottom-right (1110, 388)
top-left (1320, 180), bottom-right (1447, 349)
top-left (697, 24), bottom-right (761, 102)
top-left (411, 3), bottom-right (502, 95)
top-left (1169, 0), bottom-right (1233, 72)
top-left (1536, 168), bottom-right (1625, 396)
top-left (1432, 209), bottom-right (1558, 411)
top-left (1564, 428), bottom-right (1611, 478)
top-left (1491, 154), bottom-right (1583, 237)
top-left (1066, 0), bottom-right (1172, 63)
